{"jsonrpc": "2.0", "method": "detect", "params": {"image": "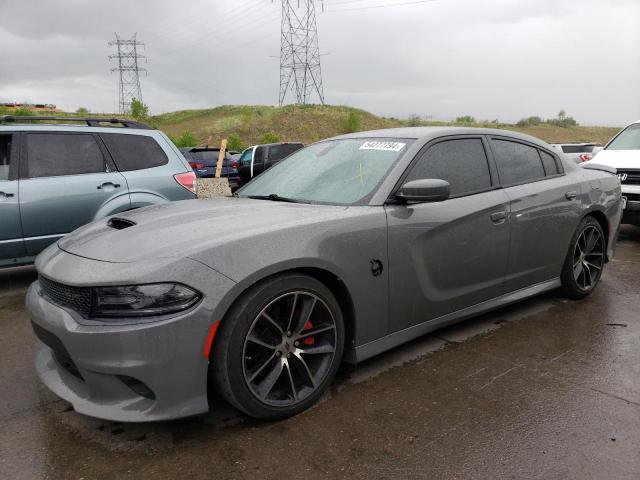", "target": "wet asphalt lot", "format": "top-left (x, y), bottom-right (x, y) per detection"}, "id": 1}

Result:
top-left (1, 226), bottom-right (639, 480)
